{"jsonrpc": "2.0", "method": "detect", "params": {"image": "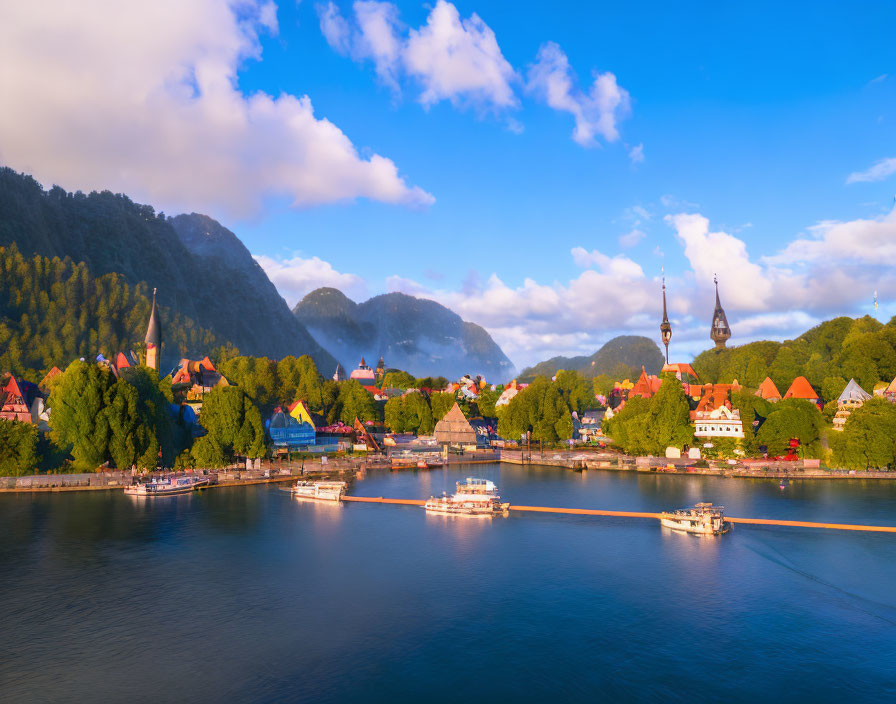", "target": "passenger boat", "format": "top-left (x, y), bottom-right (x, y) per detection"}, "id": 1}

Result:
top-left (424, 477), bottom-right (510, 517)
top-left (659, 502), bottom-right (731, 535)
top-left (124, 476), bottom-right (208, 497)
top-left (391, 456), bottom-right (418, 470)
top-left (291, 480), bottom-right (347, 502)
